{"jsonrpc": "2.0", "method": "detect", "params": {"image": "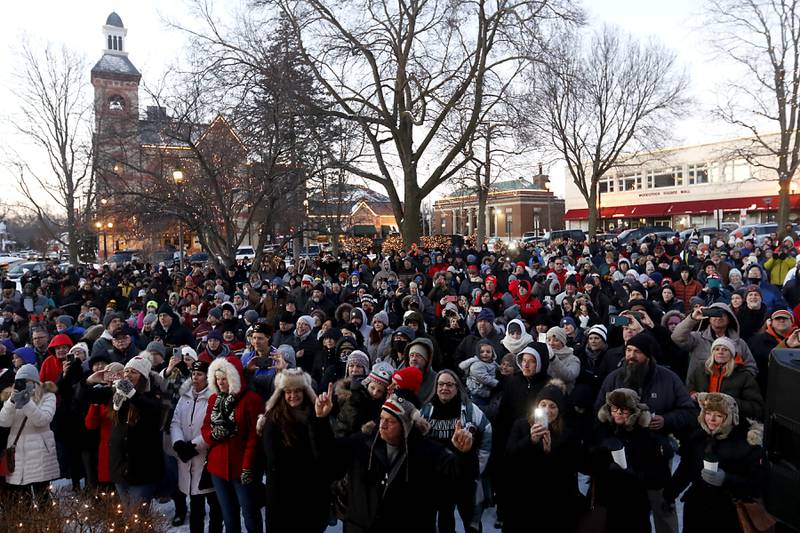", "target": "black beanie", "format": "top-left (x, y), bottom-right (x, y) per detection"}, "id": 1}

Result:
top-left (626, 331), bottom-right (659, 360)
